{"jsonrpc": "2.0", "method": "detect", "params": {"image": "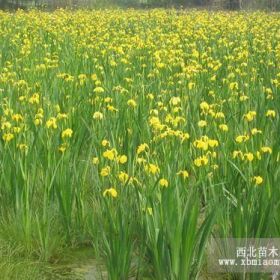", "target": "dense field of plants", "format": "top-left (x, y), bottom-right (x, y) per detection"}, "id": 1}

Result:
top-left (0, 9), bottom-right (279, 279)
